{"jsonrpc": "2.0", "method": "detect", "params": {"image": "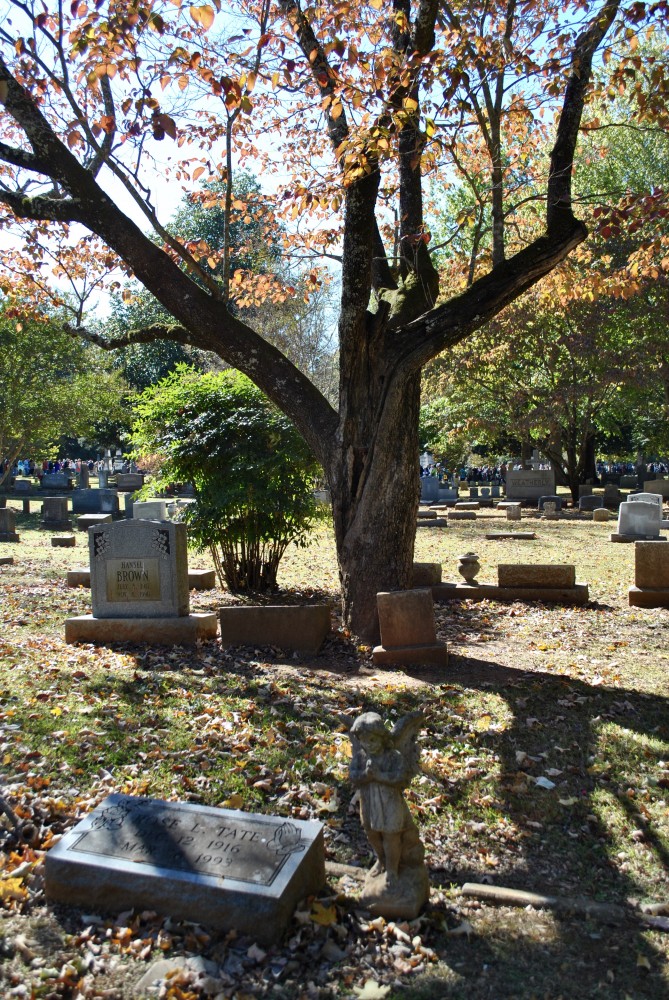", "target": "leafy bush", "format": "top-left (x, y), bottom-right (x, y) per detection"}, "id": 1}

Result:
top-left (130, 366), bottom-right (323, 592)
